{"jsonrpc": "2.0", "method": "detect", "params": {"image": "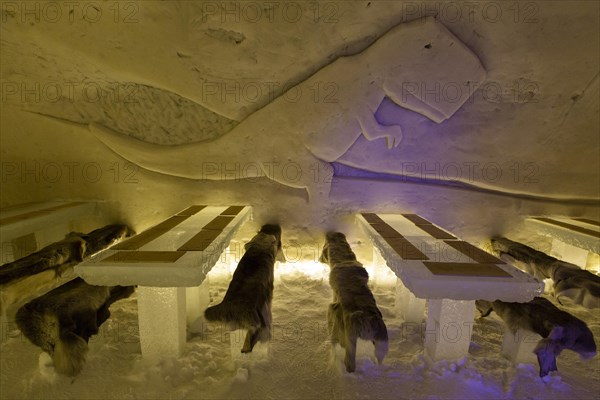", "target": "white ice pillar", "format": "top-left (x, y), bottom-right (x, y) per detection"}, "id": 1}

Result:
top-left (185, 278), bottom-right (210, 325)
top-left (551, 239), bottom-right (589, 268)
top-left (0, 314), bottom-right (16, 343)
top-left (370, 246), bottom-right (397, 287)
top-left (395, 278), bottom-right (426, 323)
top-left (224, 242), bottom-right (243, 278)
top-left (424, 299), bottom-right (475, 361)
top-left (370, 246), bottom-right (386, 286)
top-left (585, 252), bottom-right (600, 273)
top-left (137, 286), bottom-right (186, 359)
top-left (501, 328), bottom-right (542, 364)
